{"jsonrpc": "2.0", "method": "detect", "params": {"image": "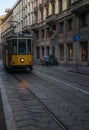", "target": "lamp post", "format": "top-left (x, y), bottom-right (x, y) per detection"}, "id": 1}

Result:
top-left (73, 34), bottom-right (80, 71)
